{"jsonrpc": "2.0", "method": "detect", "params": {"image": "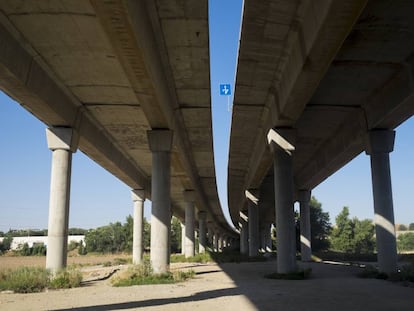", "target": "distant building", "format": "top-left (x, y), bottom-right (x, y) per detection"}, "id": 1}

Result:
top-left (0, 235), bottom-right (85, 250)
